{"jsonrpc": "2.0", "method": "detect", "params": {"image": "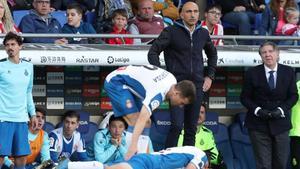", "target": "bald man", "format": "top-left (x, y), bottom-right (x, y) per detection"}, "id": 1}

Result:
top-left (148, 1), bottom-right (218, 148)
